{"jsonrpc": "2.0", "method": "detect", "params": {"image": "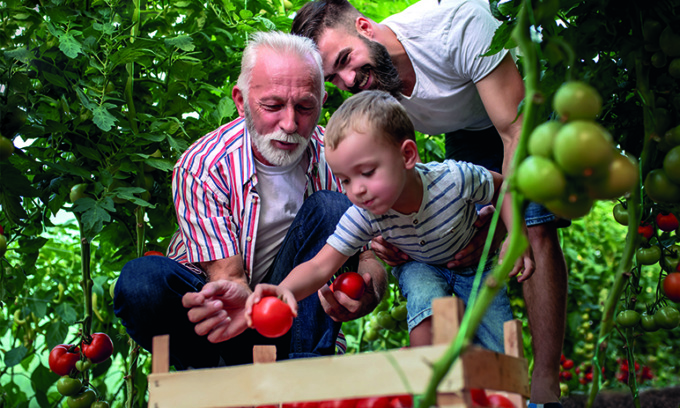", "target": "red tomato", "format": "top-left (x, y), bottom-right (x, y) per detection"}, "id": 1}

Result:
top-left (585, 372), bottom-right (593, 382)
top-left (251, 296), bottom-right (295, 338)
top-left (48, 344), bottom-right (80, 376)
top-left (562, 359), bottom-right (574, 369)
top-left (319, 399), bottom-right (359, 408)
top-left (470, 388), bottom-right (491, 407)
top-left (656, 212), bottom-right (679, 232)
top-left (389, 395), bottom-right (413, 408)
top-left (638, 223), bottom-right (654, 239)
top-left (487, 394), bottom-right (516, 408)
top-left (331, 272), bottom-right (366, 300)
top-left (664, 272), bottom-right (680, 302)
top-left (282, 402), bottom-right (319, 408)
top-left (560, 371), bottom-right (573, 381)
top-left (355, 397), bottom-right (391, 408)
top-left (144, 250), bottom-right (165, 256)
top-left (82, 332), bottom-right (114, 364)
